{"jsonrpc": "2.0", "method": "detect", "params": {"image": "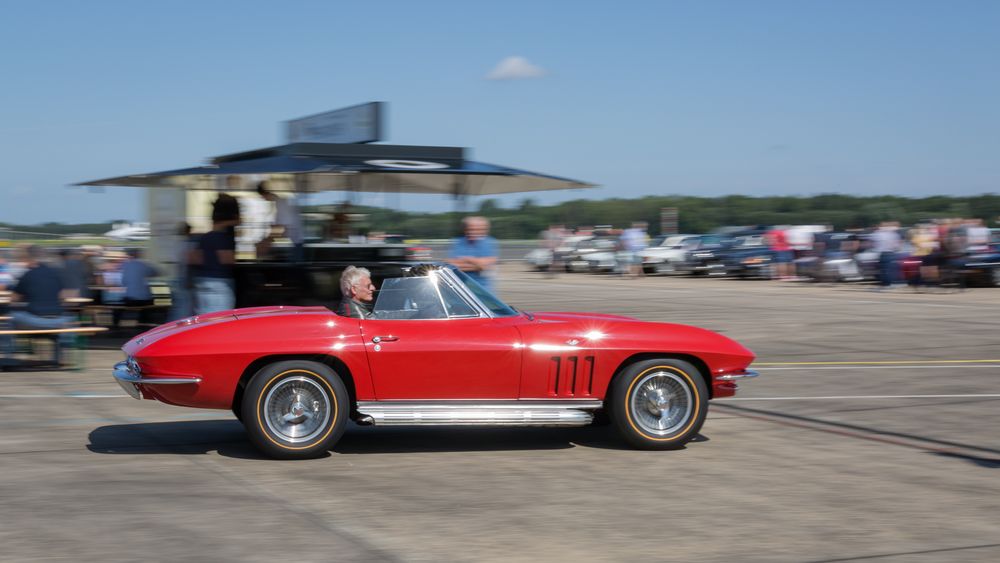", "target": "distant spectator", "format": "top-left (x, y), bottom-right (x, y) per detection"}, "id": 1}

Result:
top-left (169, 223), bottom-right (196, 320)
top-left (58, 248), bottom-right (89, 298)
top-left (100, 251), bottom-right (127, 304)
top-left (941, 219), bottom-right (968, 258)
top-left (966, 218), bottom-right (990, 253)
top-left (619, 221), bottom-right (649, 278)
top-left (192, 193), bottom-right (241, 314)
top-left (871, 221), bottom-right (903, 288)
top-left (257, 181), bottom-right (305, 262)
top-left (5, 245), bottom-right (29, 283)
top-left (79, 245), bottom-right (101, 290)
top-left (0, 252), bottom-right (12, 290)
top-left (909, 224), bottom-right (938, 288)
top-left (448, 216), bottom-right (499, 292)
top-left (329, 201), bottom-right (353, 240)
top-left (767, 226), bottom-right (794, 280)
top-left (114, 248), bottom-right (160, 329)
top-left (540, 224), bottom-right (566, 276)
top-left (2, 245), bottom-right (74, 364)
